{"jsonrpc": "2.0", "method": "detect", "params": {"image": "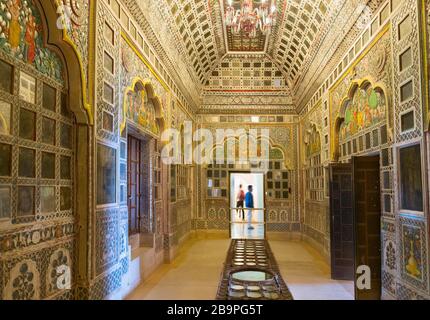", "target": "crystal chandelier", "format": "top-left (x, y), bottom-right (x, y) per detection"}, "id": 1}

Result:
top-left (225, 0), bottom-right (277, 38)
